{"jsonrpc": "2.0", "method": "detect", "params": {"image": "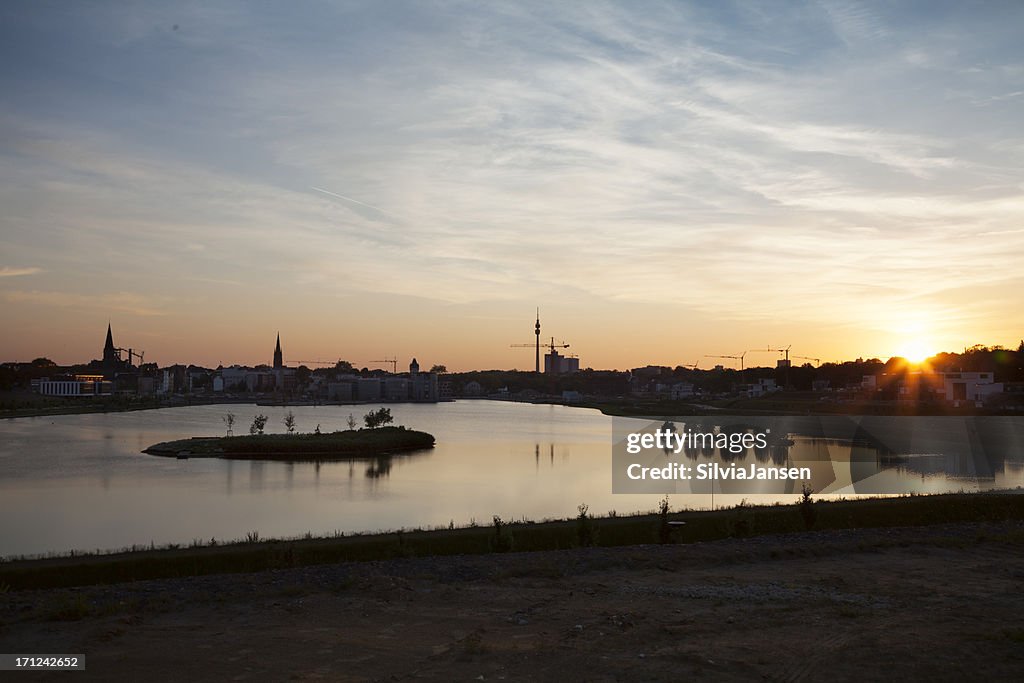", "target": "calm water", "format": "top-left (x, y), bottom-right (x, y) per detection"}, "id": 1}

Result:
top-left (1, 401), bottom-right (1022, 557)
